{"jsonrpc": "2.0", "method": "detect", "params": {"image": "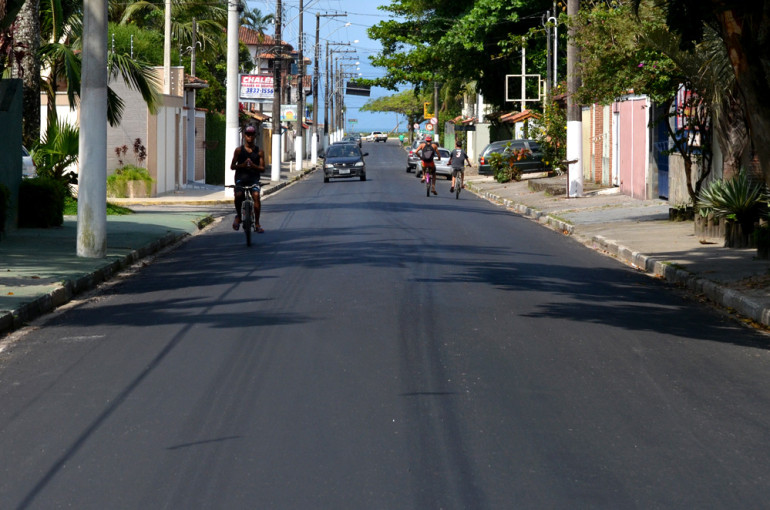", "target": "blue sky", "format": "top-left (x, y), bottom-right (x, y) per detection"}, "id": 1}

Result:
top-left (248, 0), bottom-right (407, 133)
